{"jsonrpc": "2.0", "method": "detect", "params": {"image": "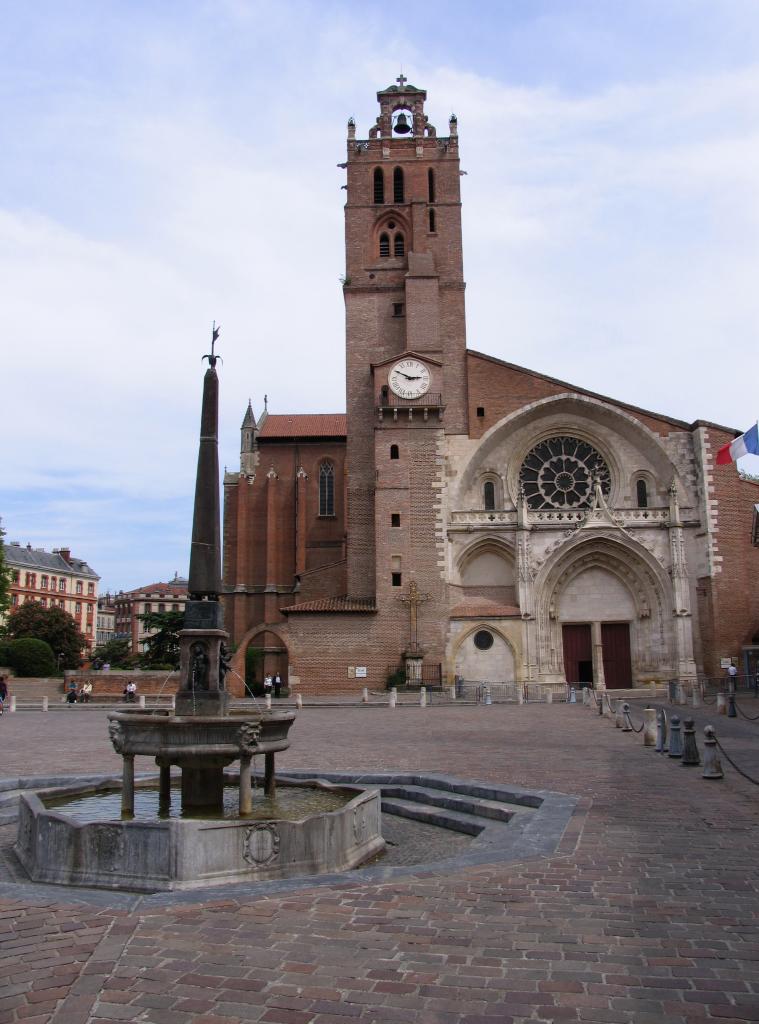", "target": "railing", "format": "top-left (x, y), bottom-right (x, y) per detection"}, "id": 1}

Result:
top-left (448, 507), bottom-right (670, 529)
top-left (378, 392), bottom-right (443, 408)
top-left (386, 663), bottom-right (443, 689)
top-left (449, 510), bottom-right (518, 526)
